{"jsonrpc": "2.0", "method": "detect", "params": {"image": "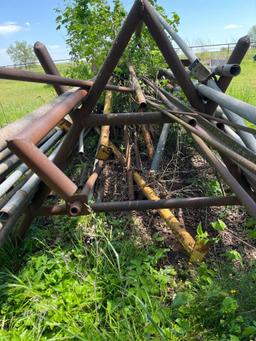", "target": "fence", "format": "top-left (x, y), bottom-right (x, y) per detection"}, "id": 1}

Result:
top-left (1, 42), bottom-right (256, 68)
